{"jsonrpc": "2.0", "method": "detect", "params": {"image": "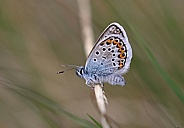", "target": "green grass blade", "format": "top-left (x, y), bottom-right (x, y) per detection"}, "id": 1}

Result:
top-left (87, 113), bottom-right (102, 128)
top-left (131, 26), bottom-right (184, 104)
